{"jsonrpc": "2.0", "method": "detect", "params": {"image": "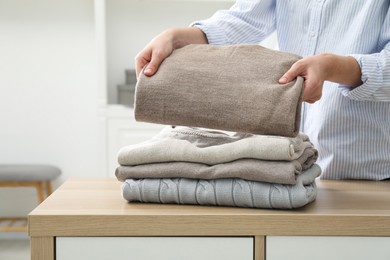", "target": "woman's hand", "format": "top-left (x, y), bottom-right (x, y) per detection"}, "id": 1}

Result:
top-left (135, 27), bottom-right (208, 78)
top-left (279, 54), bottom-right (362, 103)
top-left (135, 30), bottom-right (175, 77)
